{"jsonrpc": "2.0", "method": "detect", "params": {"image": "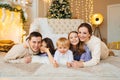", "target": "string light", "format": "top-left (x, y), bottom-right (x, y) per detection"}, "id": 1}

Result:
top-left (69, 0), bottom-right (74, 17)
top-left (68, 0), bottom-right (94, 22)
